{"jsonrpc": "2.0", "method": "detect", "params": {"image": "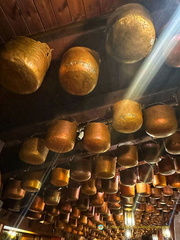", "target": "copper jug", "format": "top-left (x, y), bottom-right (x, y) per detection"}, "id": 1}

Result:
top-left (59, 201), bottom-right (72, 214)
top-left (70, 207), bottom-right (81, 219)
top-left (174, 157), bottom-right (180, 173)
top-left (22, 170), bottom-right (43, 192)
top-left (19, 137), bottom-right (49, 165)
top-left (83, 205), bottom-right (95, 218)
top-left (71, 158), bottom-right (92, 182)
top-left (95, 154), bottom-right (116, 179)
top-left (44, 189), bottom-right (61, 206)
top-left (29, 196), bottom-right (45, 212)
top-left (162, 186), bottom-right (173, 196)
top-left (97, 201), bottom-right (108, 215)
top-left (120, 168), bottom-right (137, 186)
top-left (76, 194), bottom-right (90, 211)
top-left (4, 179), bottom-right (26, 200)
top-left (138, 164), bottom-right (154, 183)
top-left (59, 47), bottom-right (100, 96)
top-left (26, 211), bottom-right (42, 220)
top-left (136, 183), bottom-right (151, 197)
top-left (144, 104), bottom-right (178, 138)
top-left (90, 192), bottom-right (104, 207)
top-left (102, 174), bottom-right (119, 194)
top-left (67, 183), bottom-right (80, 201)
top-left (167, 173), bottom-right (180, 188)
top-left (153, 174), bottom-right (167, 188)
top-left (82, 122), bottom-right (111, 154)
top-left (164, 131), bottom-right (180, 155)
top-left (140, 141), bottom-right (160, 164)
top-left (120, 184), bottom-right (135, 198)
top-left (81, 178), bottom-right (97, 195)
top-left (150, 188), bottom-right (162, 199)
top-left (117, 145), bottom-right (138, 167)
top-left (51, 168), bottom-right (70, 187)
top-left (107, 193), bottom-right (121, 203)
top-left (45, 119), bottom-right (77, 153)
top-left (158, 156), bottom-right (175, 176)
top-left (112, 100), bottom-right (143, 133)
